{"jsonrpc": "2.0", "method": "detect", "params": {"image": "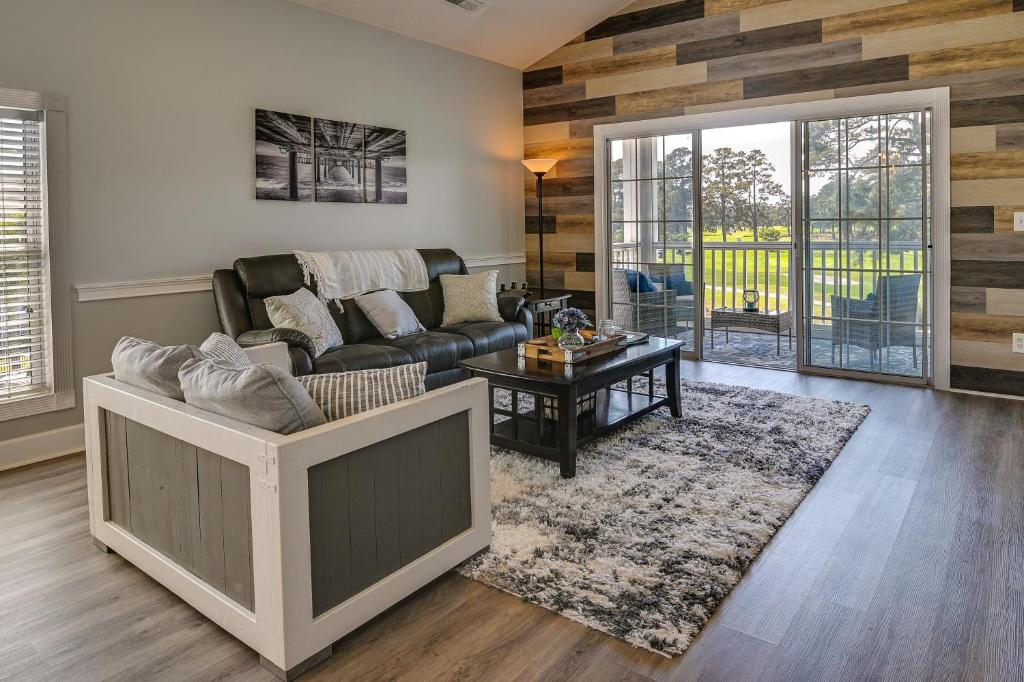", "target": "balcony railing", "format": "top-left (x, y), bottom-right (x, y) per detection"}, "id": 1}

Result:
top-left (611, 240), bottom-right (927, 319)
